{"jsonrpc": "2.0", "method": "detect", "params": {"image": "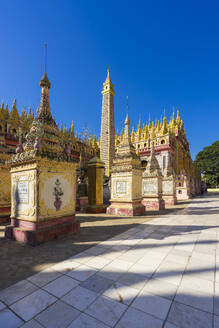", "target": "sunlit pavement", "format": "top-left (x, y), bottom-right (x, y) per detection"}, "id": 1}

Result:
top-left (0, 193), bottom-right (218, 328)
